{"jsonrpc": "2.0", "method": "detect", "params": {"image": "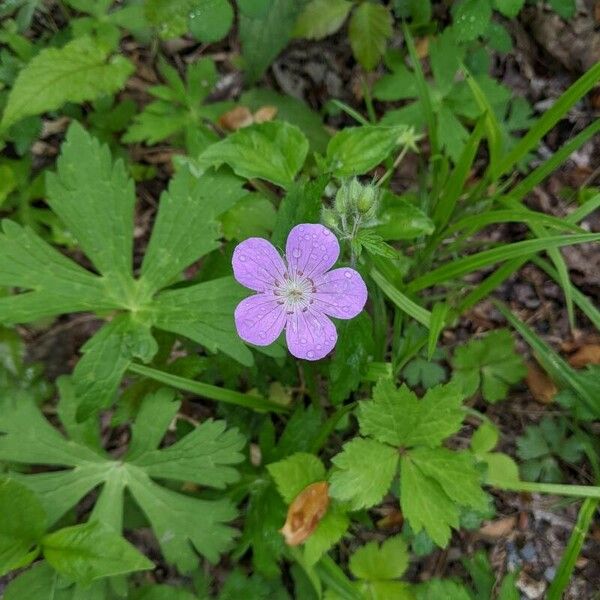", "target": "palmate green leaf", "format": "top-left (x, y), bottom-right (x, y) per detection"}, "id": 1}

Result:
top-left (42, 521), bottom-right (153, 584)
top-left (1, 389), bottom-right (245, 572)
top-left (370, 191), bottom-right (434, 241)
top-left (1, 123), bottom-right (252, 416)
top-left (452, 329), bottom-right (526, 403)
top-left (189, 0), bottom-right (234, 43)
top-left (452, 0), bottom-right (492, 42)
top-left (304, 504), bottom-right (349, 566)
top-left (358, 379), bottom-right (466, 448)
top-left (329, 438), bottom-right (398, 510)
top-left (348, 1), bottom-right (392, 71)
top-left (267, 452), bottom-right (326, 504)
top-left (197, 121), bottom-right (309, 188)
top-left (1, 36), bottom-right (133, 130)
top-left (0, 478), bottom-right (45, 576)
top-left (293, 0), bottom-right (352, 40)
top-left (349, 536), bottom-right (409, 581)
top-left (326, 125), bottom-right (407, 177)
